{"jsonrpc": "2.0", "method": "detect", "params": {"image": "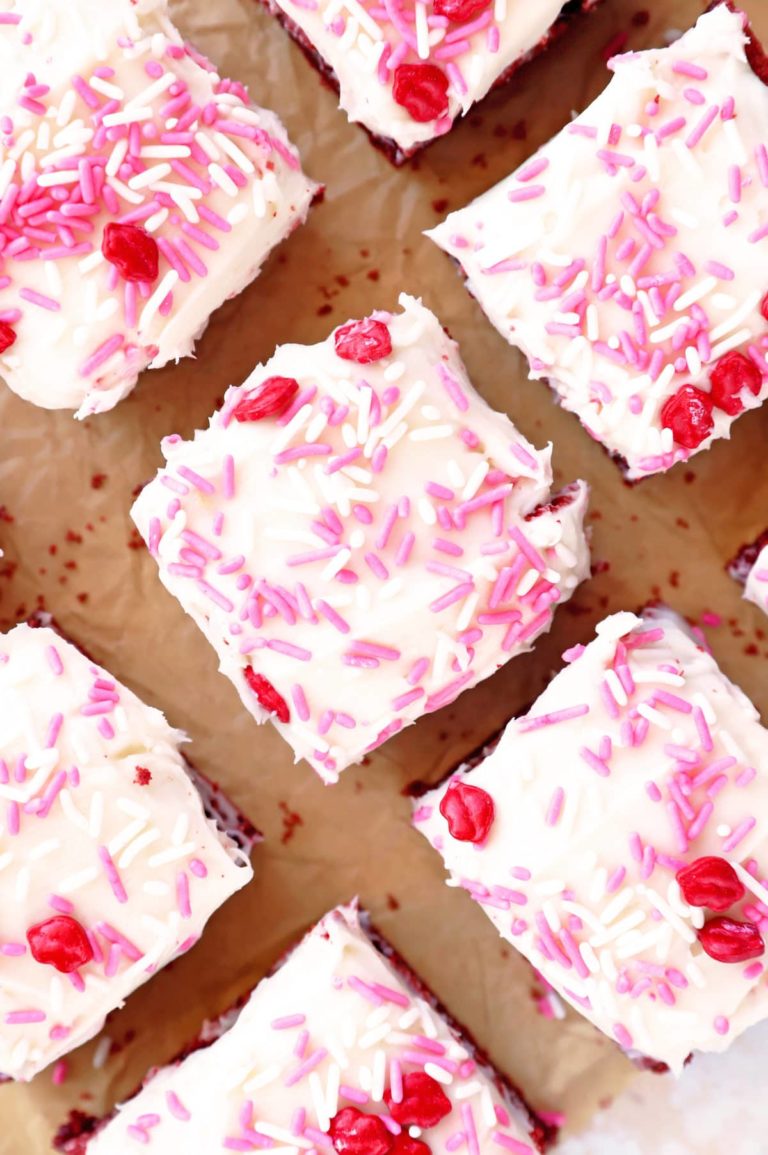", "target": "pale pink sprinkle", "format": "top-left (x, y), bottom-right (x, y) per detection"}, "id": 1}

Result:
top-left (284, 1046), bottom-right (328, 1086)
top-left (45, 712), bottom-right (64, 749)
top-left (686, 104), bottom-right (718, 148)
top-left (518, 704), bottom-right (589, 731)
top-left (713, 1015), bottom-right (730, 1036)
top-left (78, 334), bottom-right (124, 378)
top-left (579, 746), bottom-right (610, 778)
top-left (98, 846), bottom-right (128, 903)
top-left (165, 1091), bottom-right (191, 1121)
top-left (340, 1085), bottom-right (369, 1104)
top-left (606, 866), bottom-right (627, 894)
top-left (722, 817), bottom-right (756, 852)
top-left (672, 60), bottom-right (708, 79)
top-left (545, 786), bottom-right (565, 826)
top-left (176, 871), bottom-right (191, 919)
top-left (178, 465), bottom-right (215, 494)
top-left (0, 12), bottom-right (22, 22)
top-left (508, 184), bottom-right (546, 203)
top-left (395, 531), bottom-right (416, 567)
top-left (392, 688), bottom-right (425, 711)
top-left (5, 1010), bottom-right (46, 1024)
top-left (19, 288), bottom-right (60, 311)
top-left (271, 1013), bottom-right (306, 1029)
